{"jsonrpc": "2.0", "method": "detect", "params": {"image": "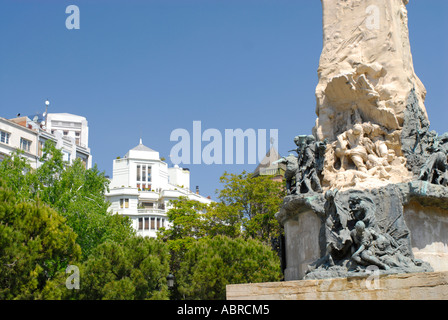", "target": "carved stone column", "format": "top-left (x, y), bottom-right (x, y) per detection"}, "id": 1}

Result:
top-left (314, 0), bottom-right (427, 142)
